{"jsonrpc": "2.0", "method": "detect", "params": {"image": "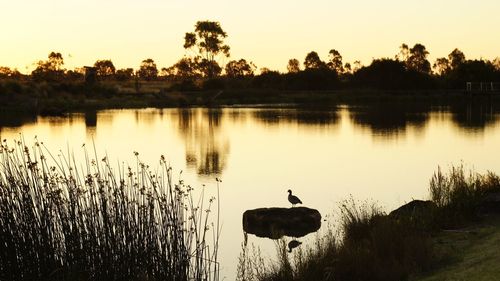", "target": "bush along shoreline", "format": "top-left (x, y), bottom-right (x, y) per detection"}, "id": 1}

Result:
top-left (237, 165), bottom-right (500, 281)
top-left (0, 140), bottom-right (221, 281)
